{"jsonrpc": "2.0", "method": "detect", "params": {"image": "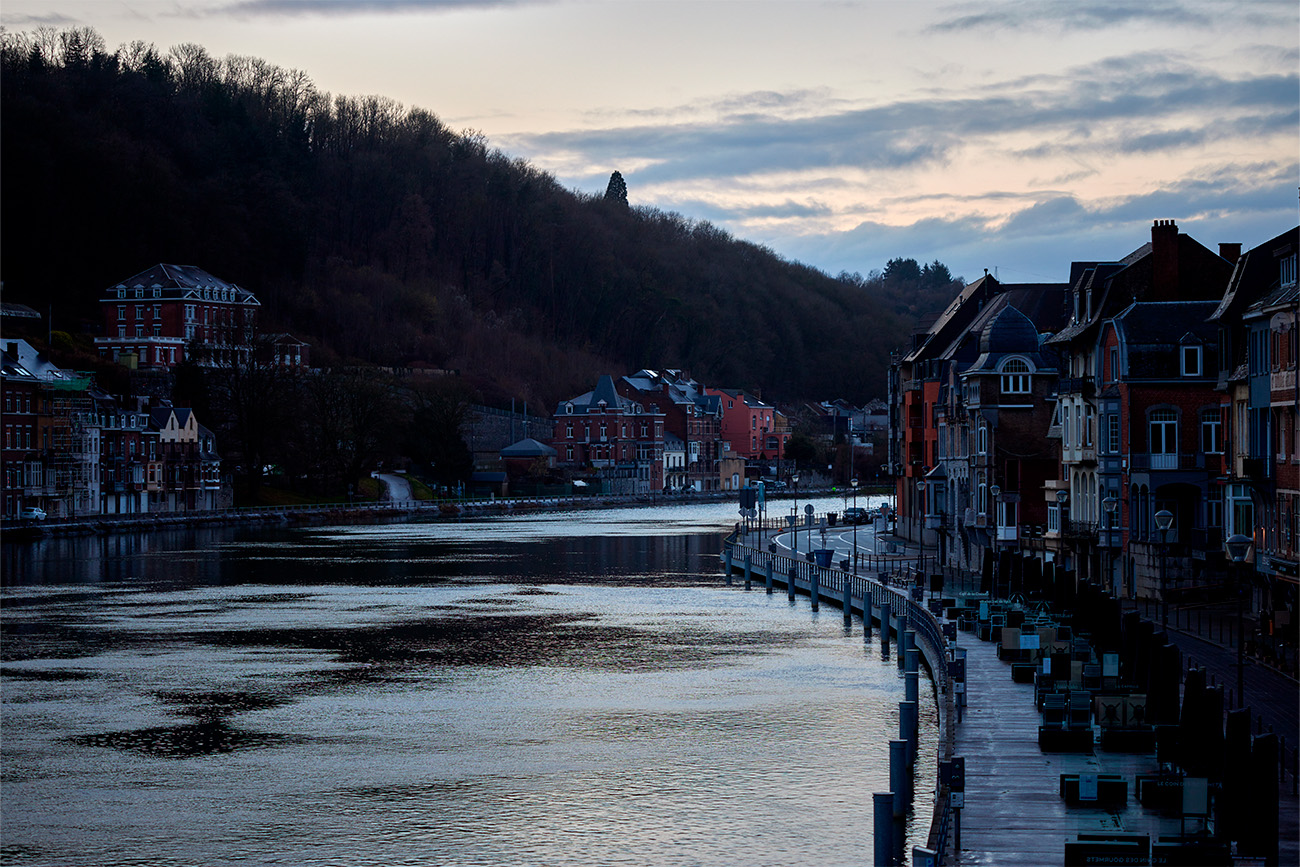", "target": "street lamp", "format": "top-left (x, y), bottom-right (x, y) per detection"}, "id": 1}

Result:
top-left (990, 485), bottom-right (1001, 595)
top-left (1155, 509), bottom-right (1174, 629)
top-left (1225, 533), bottom-right (1253, 708)
top-left (1102, 496), bottom-right (1118, 597)
top-left (791, 472), bottom-right (801, 555)
top-left (851, 477), bottom-right (859, 573)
